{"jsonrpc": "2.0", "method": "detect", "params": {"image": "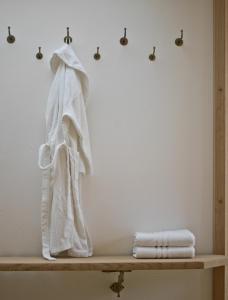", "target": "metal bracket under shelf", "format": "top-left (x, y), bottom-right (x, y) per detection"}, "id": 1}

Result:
top-left (102, 270), bottom-right (132, 297)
